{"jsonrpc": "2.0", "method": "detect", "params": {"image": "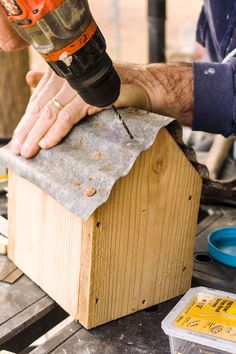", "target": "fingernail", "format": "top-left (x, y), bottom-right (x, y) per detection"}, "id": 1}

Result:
top-left (39, 138), bottom-right (48, 149)
top-left (11, 138), bottom-right (21, 154)
top-left (21, 143), bottom-right (31, 157)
